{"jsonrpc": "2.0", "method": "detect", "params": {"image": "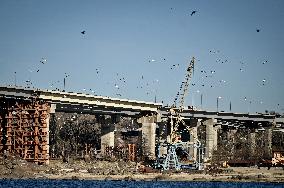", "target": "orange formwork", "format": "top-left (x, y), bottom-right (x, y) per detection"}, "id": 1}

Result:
top-left (0, 98), bottom-right (50, 164)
